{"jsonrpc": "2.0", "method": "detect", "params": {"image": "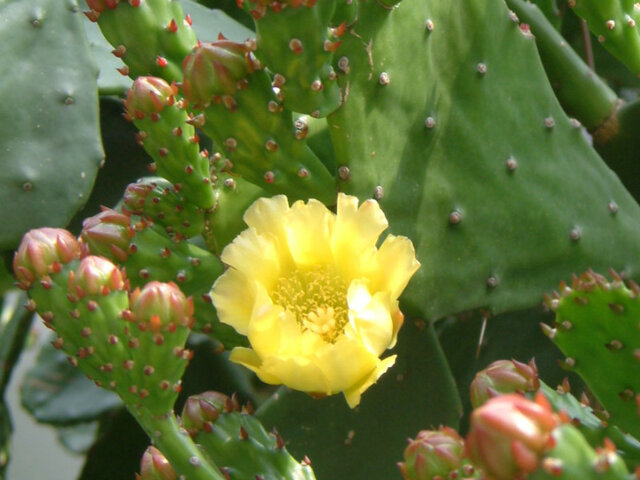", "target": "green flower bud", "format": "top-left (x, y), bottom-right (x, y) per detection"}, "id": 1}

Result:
top-left (80, 207), bottom-right (134, 263)
top-left (181, 41), bottom-right (259, 106)
top-left (125, 76), bottom-right (178, 120)
top-left (180, 391), bottom-right (233, 434)
top-left (137, 446), bottom-right (177, 480)
top-left (398, 426), bottom-right (464, 480)
top-left (470, 359), bottom-right (540, 409)
top-left (129, 281), bottom-right (194, 331)
top-left (67, 255), bottom-right (127, 298)
top-left (13, 228), bottom-right (81, 289)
